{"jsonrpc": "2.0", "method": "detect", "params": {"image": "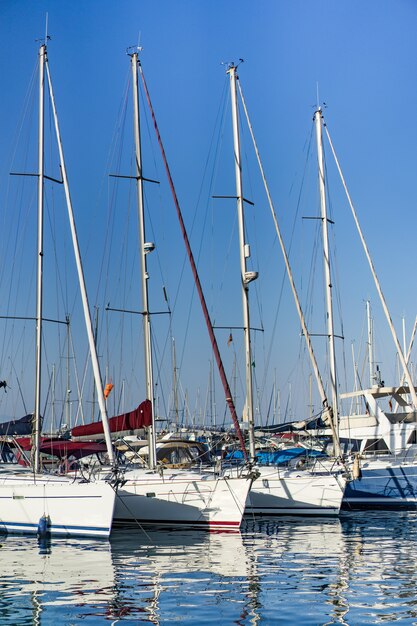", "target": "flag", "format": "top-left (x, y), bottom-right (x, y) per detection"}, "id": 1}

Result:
top-left (104, 382), bottom-right (114, 399)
